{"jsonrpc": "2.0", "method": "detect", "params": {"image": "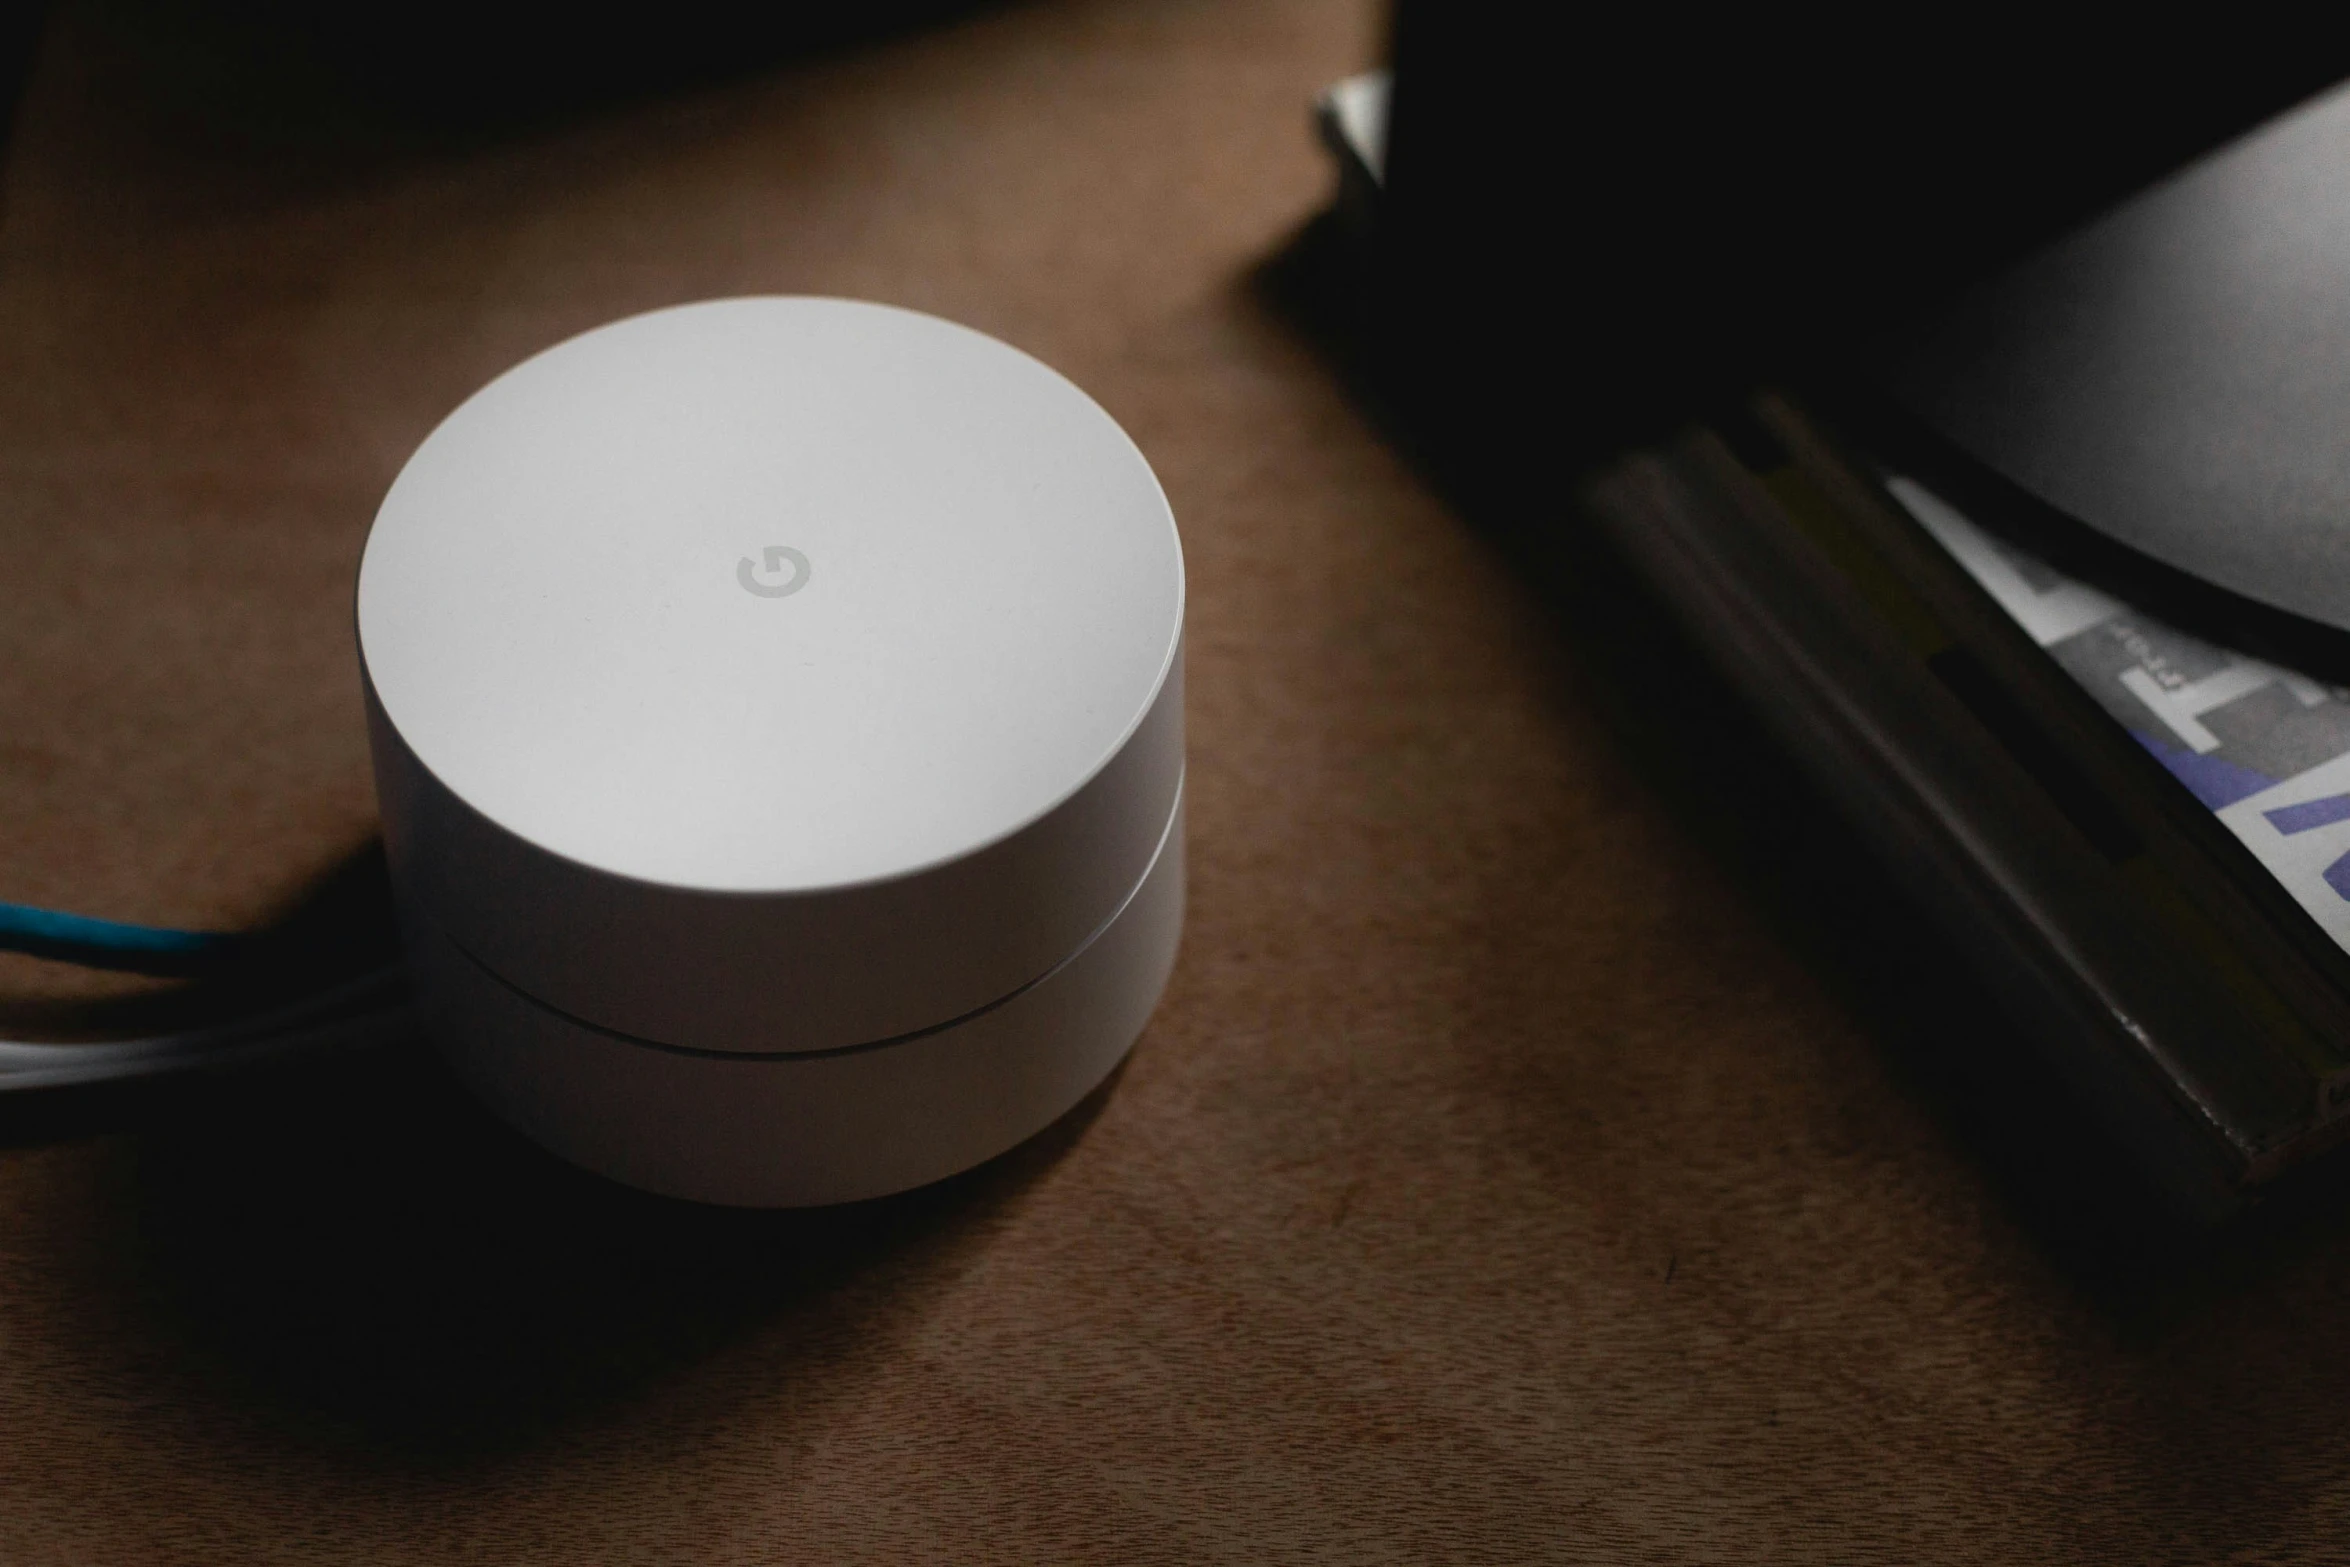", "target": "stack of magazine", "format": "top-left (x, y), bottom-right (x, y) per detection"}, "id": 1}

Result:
top-left (1583, 399), bottom-right (2350, 1222)
top-left (1320, 72), bottom-right (2350, 1220)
